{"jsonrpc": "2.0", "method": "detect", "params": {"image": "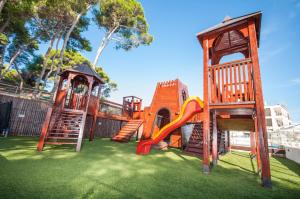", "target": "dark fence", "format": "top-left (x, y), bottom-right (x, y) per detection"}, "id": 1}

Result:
top-left (0, 94), bottom-right (126, 138)
top-left (84, 116), bottom-right (126, 138)
top-left (0, 94), bottom-right (51, 136)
